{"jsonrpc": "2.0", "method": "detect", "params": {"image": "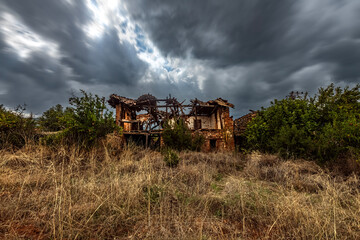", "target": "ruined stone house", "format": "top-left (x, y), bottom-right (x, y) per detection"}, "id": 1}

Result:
top-left (233, 110), bottom-right (257, 148)
top-left (108, 94), bottom-right (235, 151)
